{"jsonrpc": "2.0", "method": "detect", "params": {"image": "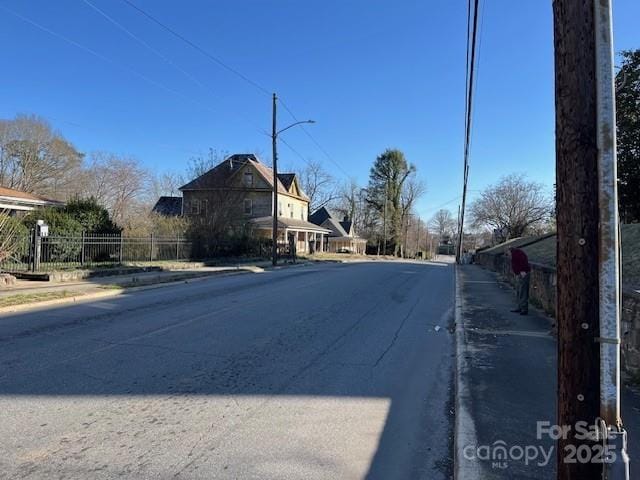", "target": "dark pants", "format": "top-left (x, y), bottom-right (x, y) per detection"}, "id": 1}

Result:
top-left (516, 272), bottom-right (530, 313)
